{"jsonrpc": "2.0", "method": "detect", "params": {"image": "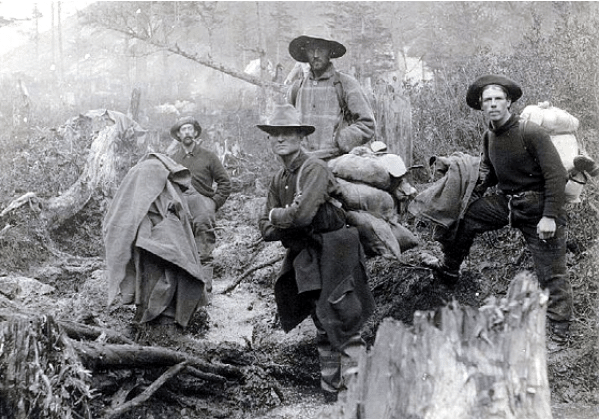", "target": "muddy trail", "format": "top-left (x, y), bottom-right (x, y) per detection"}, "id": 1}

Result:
top-left (2, 188), bottom-right (599, 418)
